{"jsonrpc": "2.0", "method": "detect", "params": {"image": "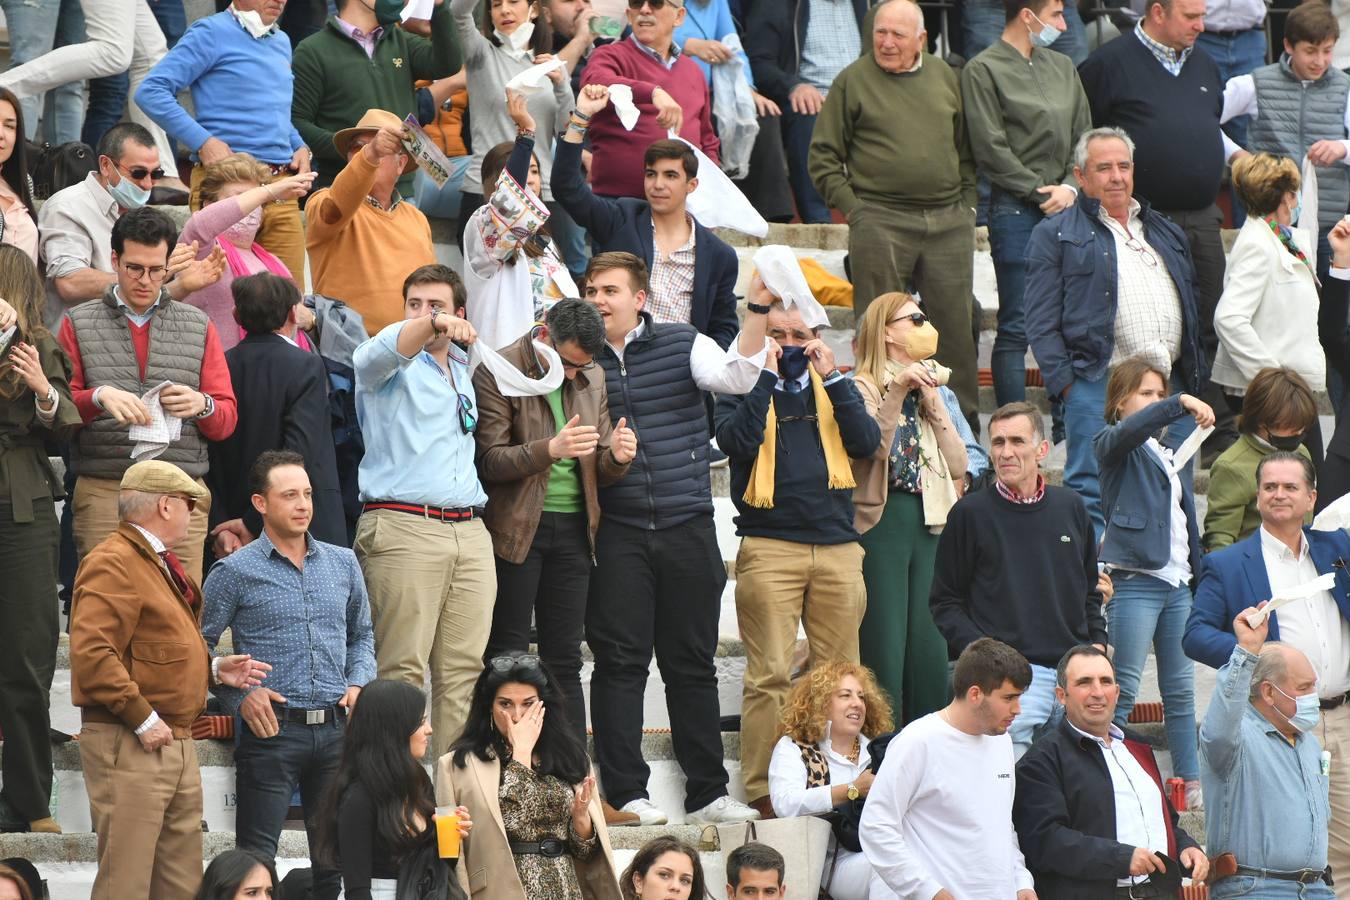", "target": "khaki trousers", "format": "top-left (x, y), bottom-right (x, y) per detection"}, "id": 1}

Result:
top-left (189, 163), bottom-right (306, 288)
top-left (735, 536), bottom-right (866, 800)
top-left (73, 475), bottom-right (212, 584)
top-left (355, 510), bottom-right (497, 751)
top-left (80, 722), bottom-right (203, 900)
top-left (1320, 702), bottom-right (1350, 898)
